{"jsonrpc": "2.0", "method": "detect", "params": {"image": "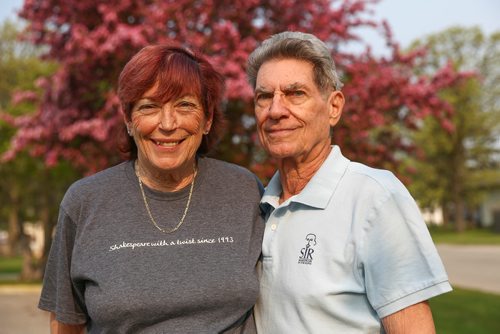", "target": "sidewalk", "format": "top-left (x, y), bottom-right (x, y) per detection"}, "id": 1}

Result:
top-left (436, 244), bottom-right (500, 294)
top-left (0, 285), bottom-right (48, 334)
